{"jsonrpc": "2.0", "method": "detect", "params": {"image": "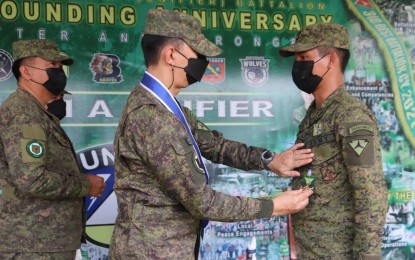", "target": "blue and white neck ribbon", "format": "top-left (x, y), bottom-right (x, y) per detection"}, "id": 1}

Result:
top-left (141, 71), bottom-right (210, 238)
top-left (140, 71), bottom-right (209, 183)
